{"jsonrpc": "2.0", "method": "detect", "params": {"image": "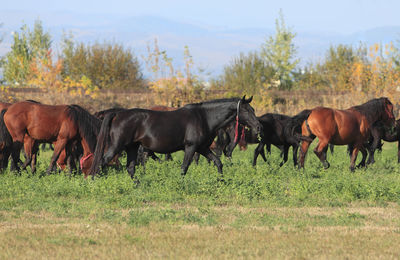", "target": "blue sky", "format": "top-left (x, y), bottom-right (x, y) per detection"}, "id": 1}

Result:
top-left (3, 0), bottom-right (400, 33)
top-left (2, 0), bottom-right (400, 76)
